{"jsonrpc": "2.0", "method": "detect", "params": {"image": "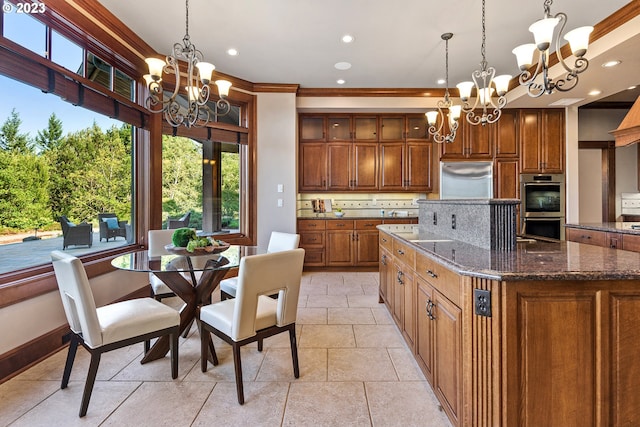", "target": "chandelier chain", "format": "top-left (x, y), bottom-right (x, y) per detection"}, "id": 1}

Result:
top-left (185, 0), bottom-right (190, 37)
top-left (444, 36), bottom-right (450, 99)
top-left (480, 0), bottom-right (487, 71)
top-left (543, 0), bottom-right (552, 16)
